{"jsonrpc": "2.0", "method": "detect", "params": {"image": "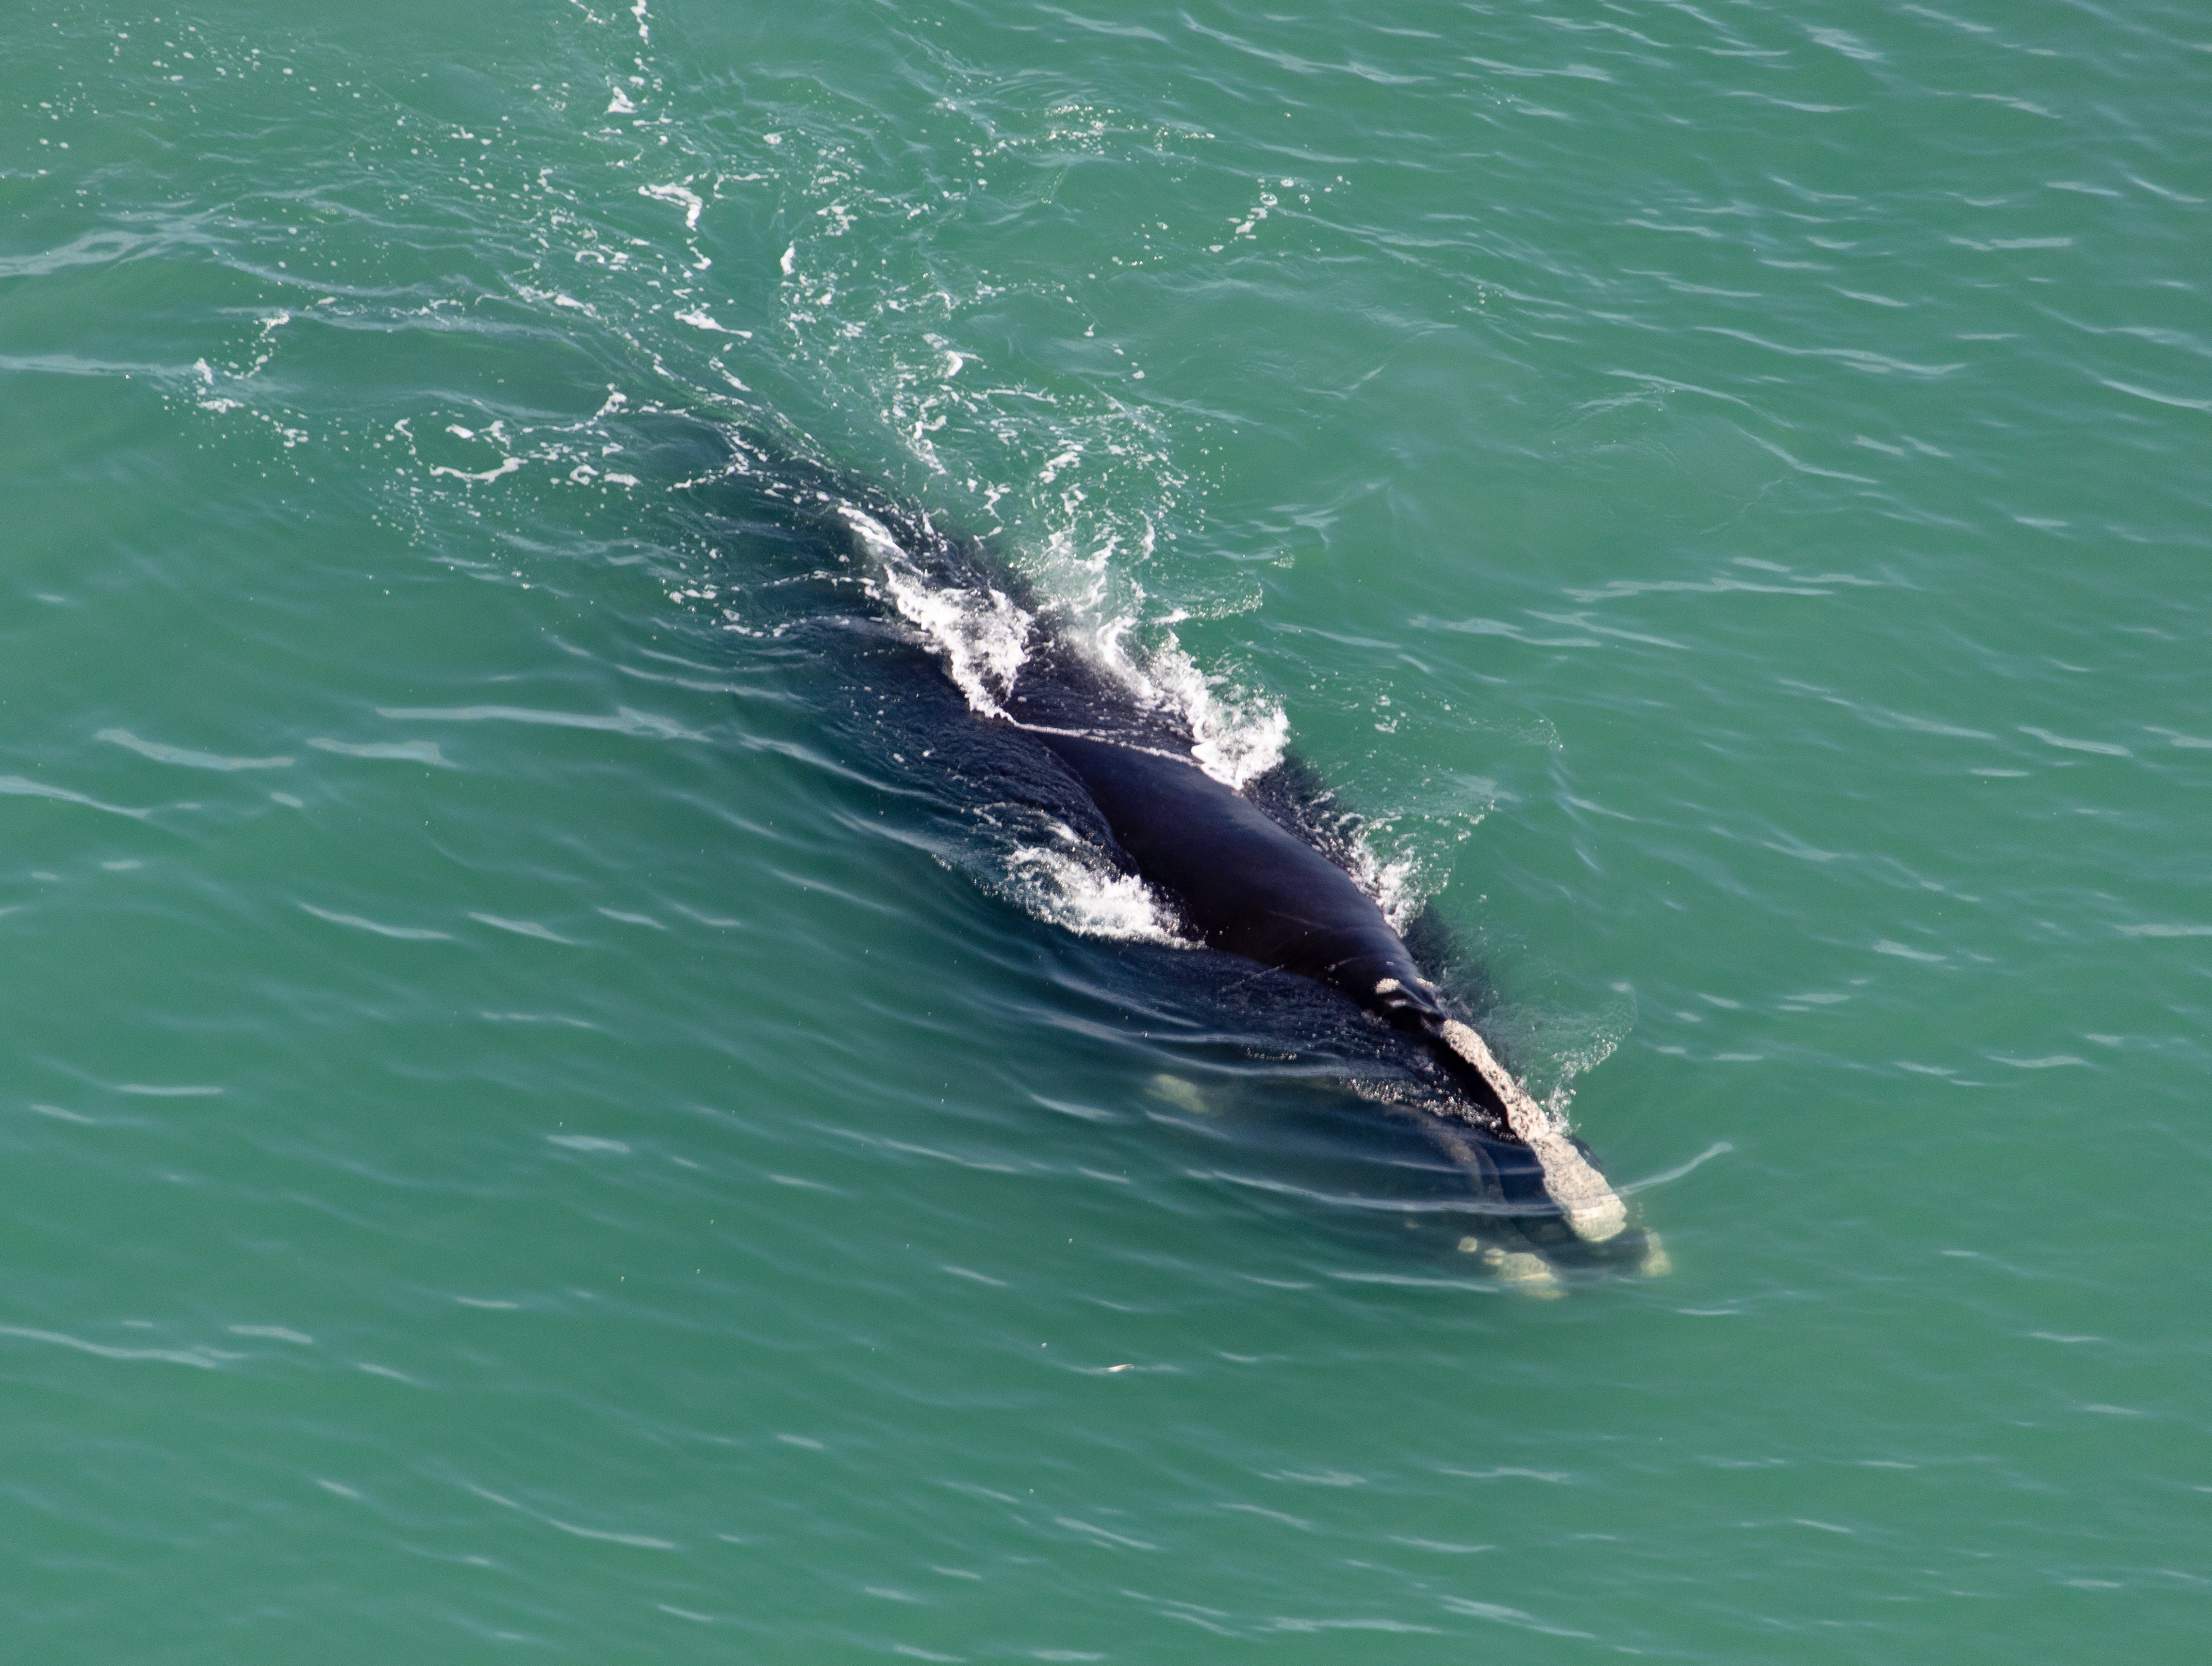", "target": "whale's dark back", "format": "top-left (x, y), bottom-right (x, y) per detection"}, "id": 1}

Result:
top-left (1037, 732), bottom-right (1426, 1003)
